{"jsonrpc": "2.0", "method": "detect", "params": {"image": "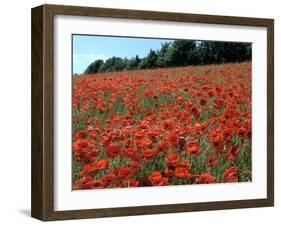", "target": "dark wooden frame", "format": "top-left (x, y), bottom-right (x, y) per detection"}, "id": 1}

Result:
top-left (31, 4), bottom-right (274, 221)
